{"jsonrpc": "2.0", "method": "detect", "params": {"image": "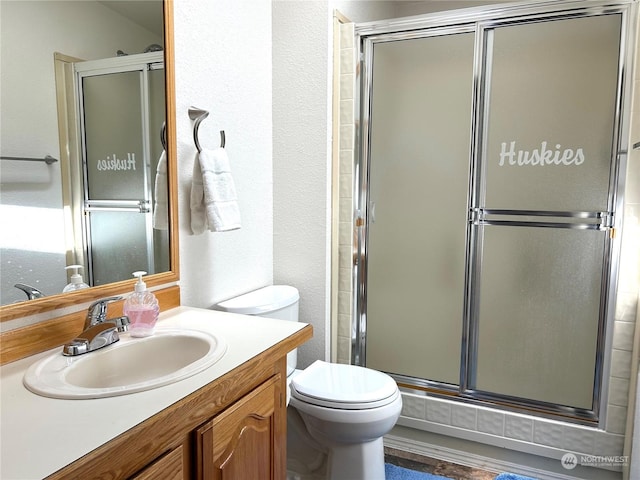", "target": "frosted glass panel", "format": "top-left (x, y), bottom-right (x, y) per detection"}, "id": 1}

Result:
top-left (365, 33), bottom-right (475, 384)
top-left (149, 68), bottom-right (166, 161)
top-left (483, 14), bottom-right (621, 212)
top-left (474, 227), bottom-right (605, 409)
top-left (148, 68), bottom-right (170, 272)
top-left (83, 72), bottom-right (145, 200)
top-left (89, 211), bottom-right (150, 286)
